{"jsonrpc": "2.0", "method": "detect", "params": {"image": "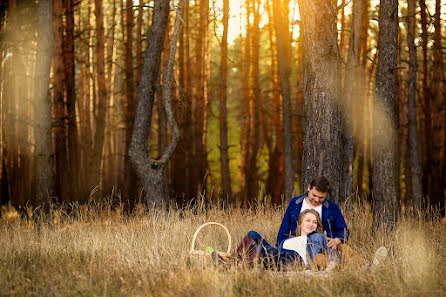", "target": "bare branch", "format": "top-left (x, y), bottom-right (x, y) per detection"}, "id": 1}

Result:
top-left (159, 0), bottom-right (184, 165)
